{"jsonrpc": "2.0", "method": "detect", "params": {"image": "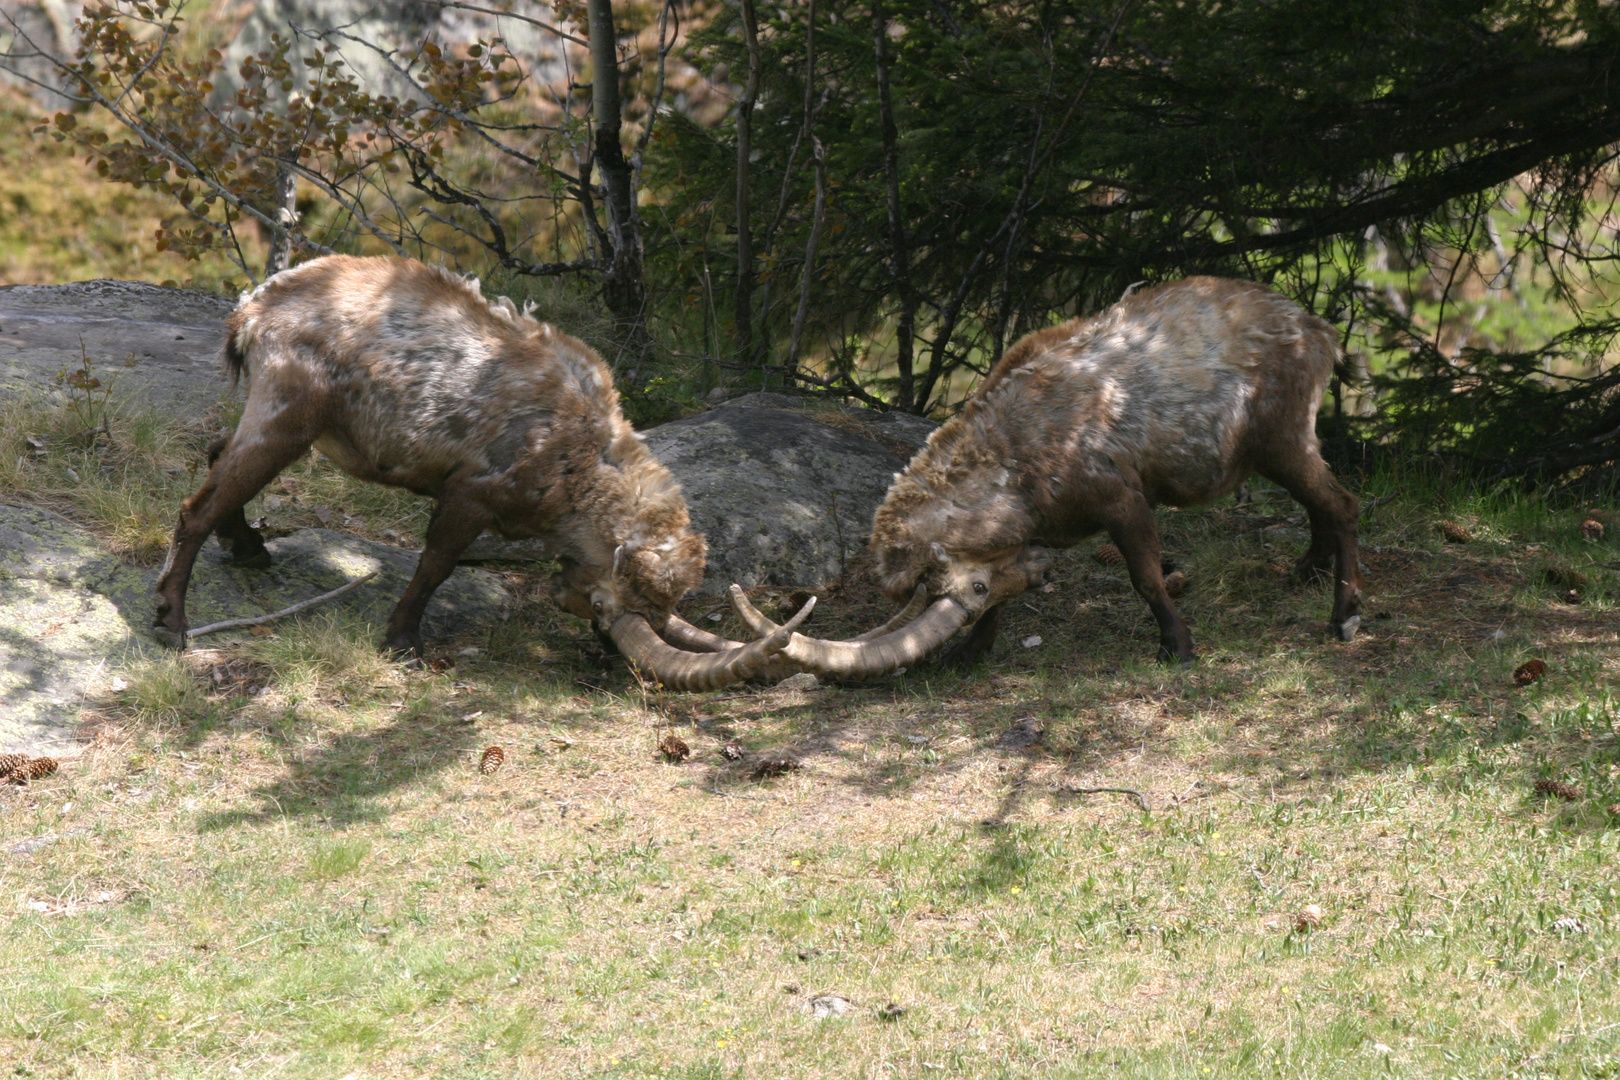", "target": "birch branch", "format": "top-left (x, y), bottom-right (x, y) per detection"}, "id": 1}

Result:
top-left (186, 572), bottom-right (380, 639)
